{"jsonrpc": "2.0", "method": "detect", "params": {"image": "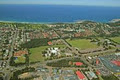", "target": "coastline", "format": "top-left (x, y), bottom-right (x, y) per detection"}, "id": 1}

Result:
top-left (0, 18), bottom-right (119, 24)
top-left (0, 19), bottom-right (110, 24)
top-left (0, 20), bottom-right (53, 24)
top-left (0, 20), bottom-right (76, 24)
